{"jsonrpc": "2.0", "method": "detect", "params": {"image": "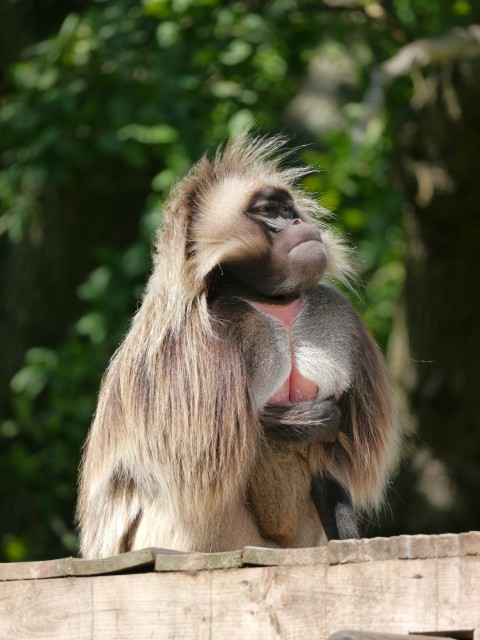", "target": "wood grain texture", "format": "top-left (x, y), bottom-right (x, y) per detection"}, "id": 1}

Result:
top-left (3, 532), bottom-right (478, 582)
top-left (154, 549), bottom-right (243, 572)
top-left (328, 632), bottom-right (456, 640)
top-left (1, 546), bottom-right (479, 639)
top-left (0, 547), bottom-right (179, 581)
top-left (243, 545), bottom-right (328, 566)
